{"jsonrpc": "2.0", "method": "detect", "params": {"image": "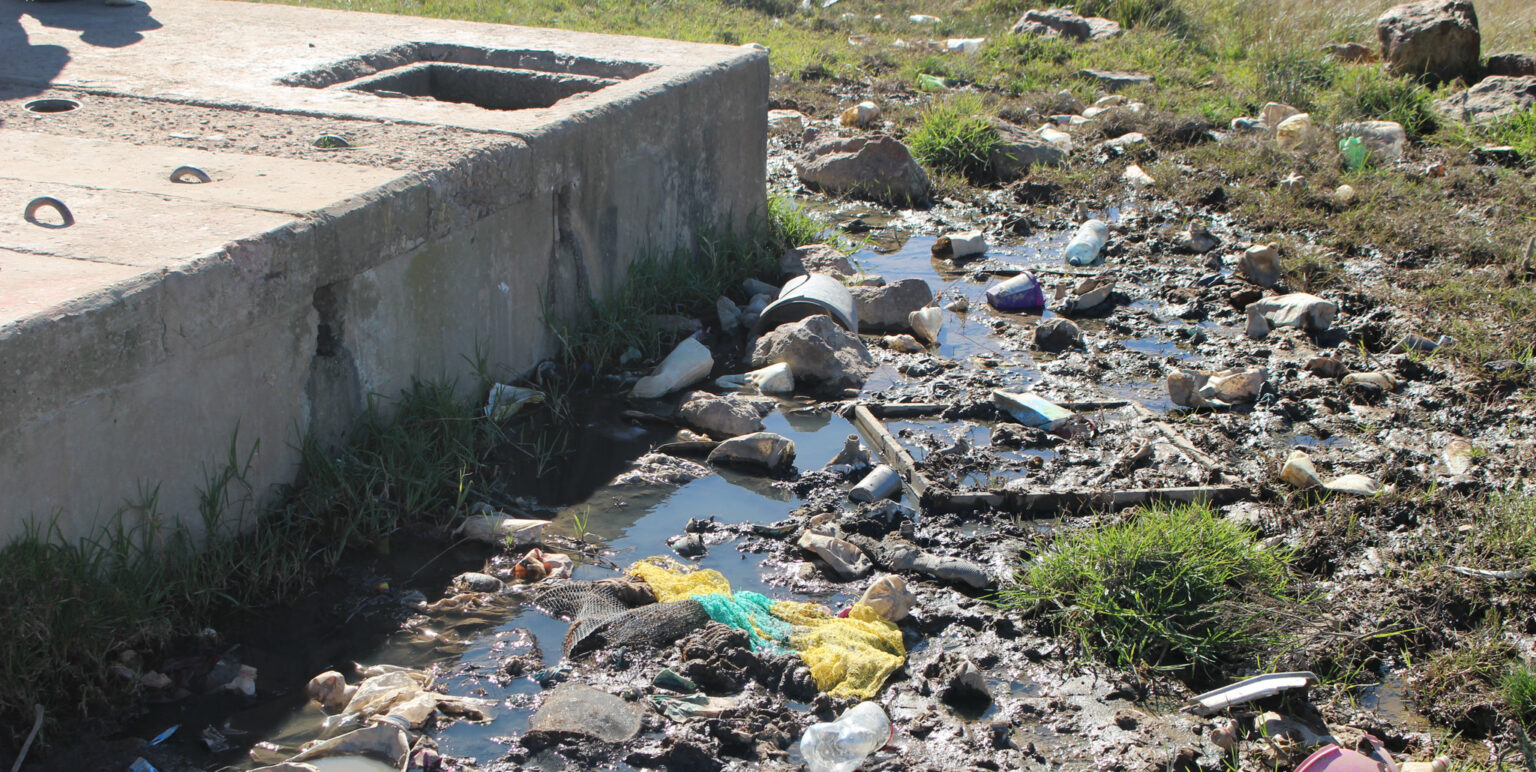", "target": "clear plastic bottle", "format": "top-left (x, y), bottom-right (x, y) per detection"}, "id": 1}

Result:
top-left (801, 701), bottom-right (892, 772)
top-left (1063, 219), bottom-right (1110, 266)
